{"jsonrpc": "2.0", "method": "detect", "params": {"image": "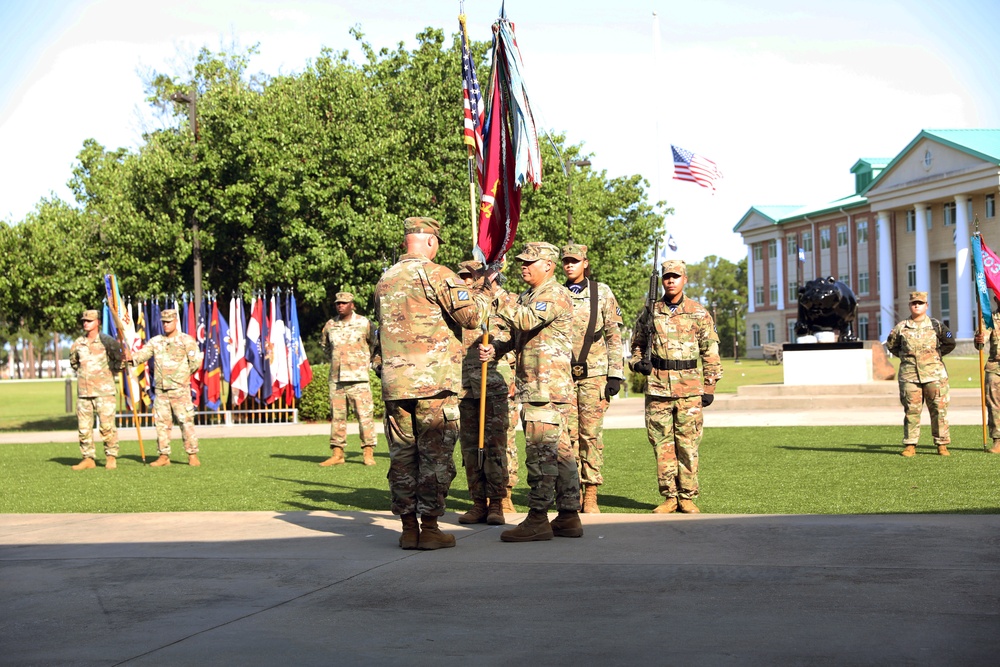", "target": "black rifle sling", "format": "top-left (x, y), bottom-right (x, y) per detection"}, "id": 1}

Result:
top-left (572, 280), bottom-right (600, 379)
